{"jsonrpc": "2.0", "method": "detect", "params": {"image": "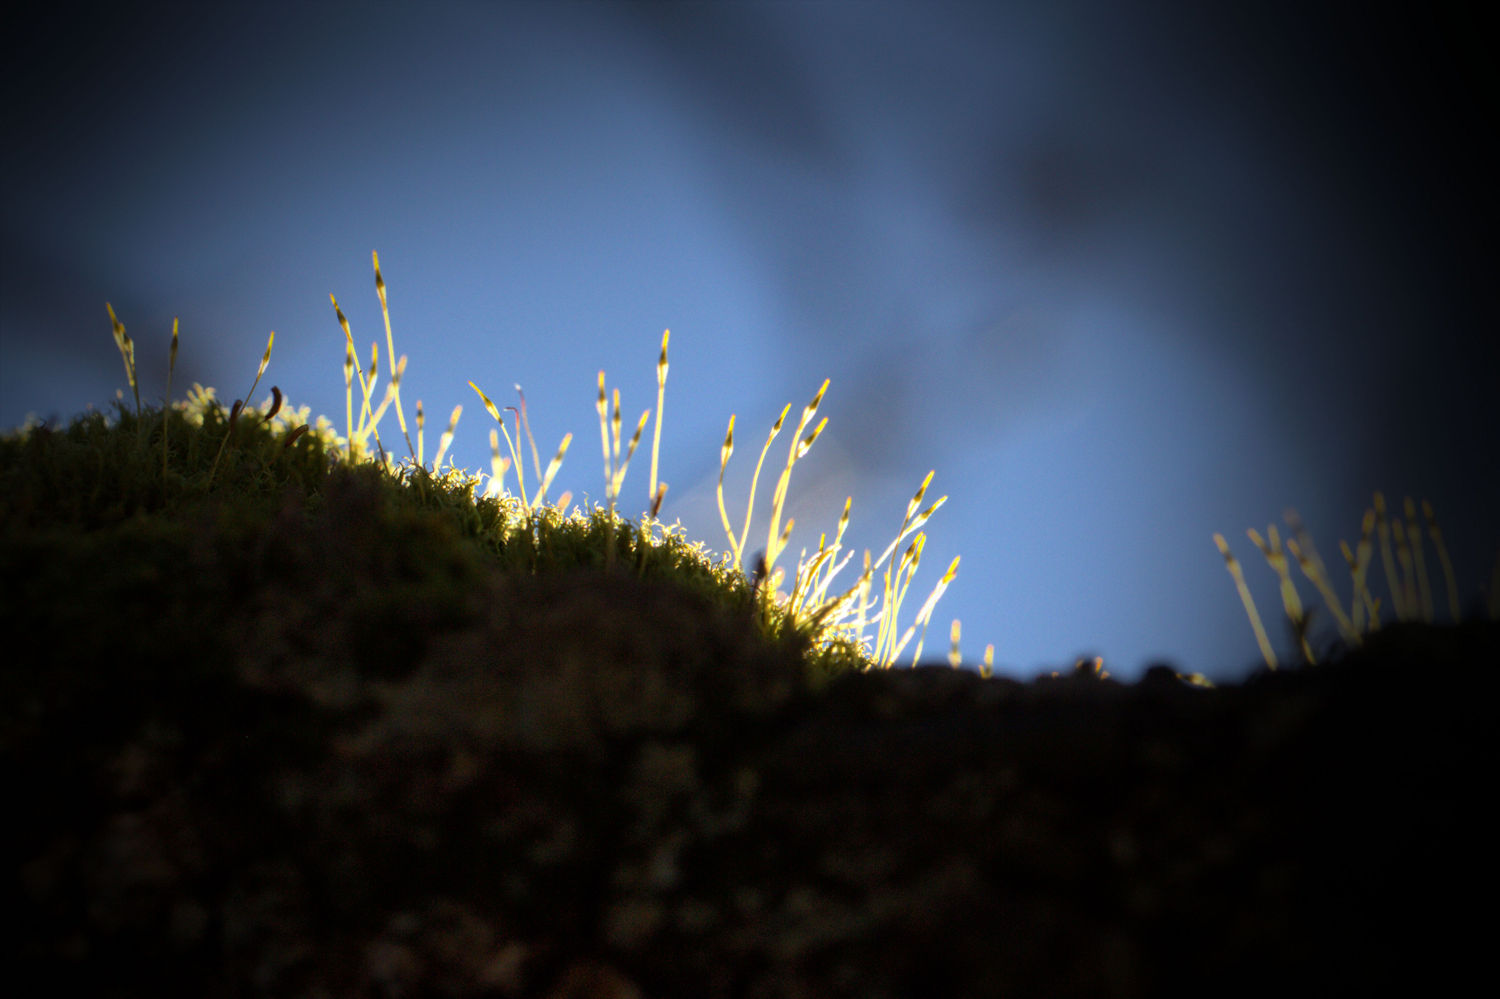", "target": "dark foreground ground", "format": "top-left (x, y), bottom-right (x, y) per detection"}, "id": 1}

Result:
top-left (7, 541), bottom-right (1497, 997)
